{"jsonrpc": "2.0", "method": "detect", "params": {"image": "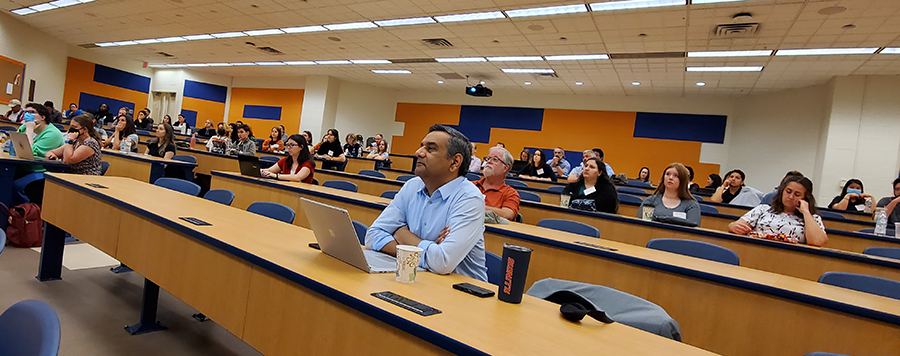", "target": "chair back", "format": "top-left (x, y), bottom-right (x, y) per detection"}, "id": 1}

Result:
top-left (646, 238), bottom-right (740, 265)
top-left (505, 179), bottom-right (528, 188)
top-left (465, 172), bottom-right (481, 181)
top-left (396, 175), bottom-right (416, 182)
top-left (626, 179), bottom-right (651, 187)
top-left (697, 204), bottom-right (718, 214)
top-left (171, 155), bottom-right (197, 164)
top-left (100, 161), bottom-right (111, 176)
top-left (359, 170), bottom-right (386, 179)
top-left (380, 191), bottom-right (398, 199)
top-left (0, 300), bottom-right (61, 356)
top-left (0, 229), bottom-right (5, 256)
top-left (352, 220), bottom-right (368, 244)
top-left (818, 271), bottom-right (900, 300)
top-left (203, 189), bottom-right (235, 206)
top-left (546, 185), bottom-right (565, 194)
top-left (617, 193), bottom-right (643, 205)
top-left (863, 247), bottom-right (900, 260)
top-left (259, 156), bottom-right (281, 167)
top-left (537, 219), bottom-right (600, 238)
top-left (515, 213), bottom-right (523, 223)
top-left (693, 195), bottom-right (703, 201)
top-left (136, 129), bottom-right (151, 136)
top-left (154, 178), bottom-right (201, 196)
top-left (322, 180), bottom-right (358, 193)
top-left (517, 190), bottom-right (541, 203)
top-left (485, 251), bottom-right (502, 286)
top-left (616, 187), bottom-right (648, 196)
top-left (311, 178), bottom-right (319, 185)
top-left (859, 228), bottom-right (896, 236)
top-left (247, 202), bottom-right (296, 224)
top-left (817, 210), bottom-right (845, 220)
